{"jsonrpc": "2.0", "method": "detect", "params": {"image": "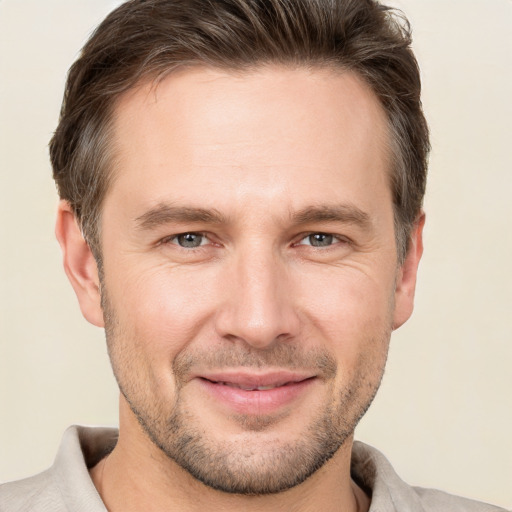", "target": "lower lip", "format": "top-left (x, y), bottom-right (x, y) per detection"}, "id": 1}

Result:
top-left (197, 378), bottom-right (316, 415)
